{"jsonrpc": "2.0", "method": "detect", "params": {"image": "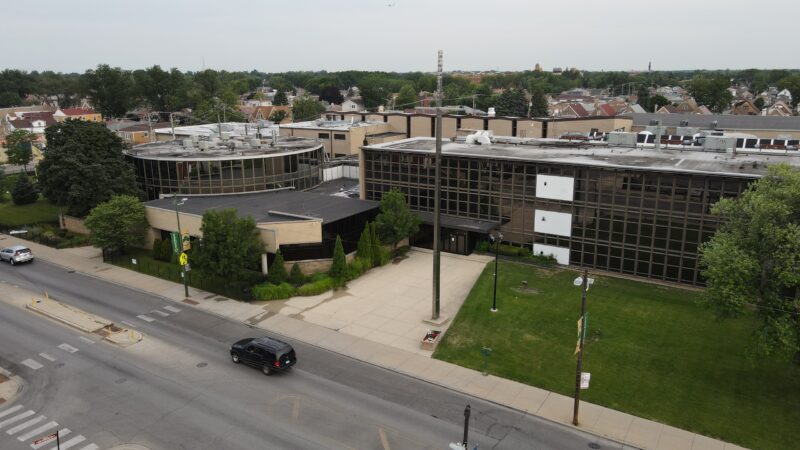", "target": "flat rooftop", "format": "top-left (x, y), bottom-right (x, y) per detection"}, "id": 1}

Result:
top-left (621, 112), bottom-right (800, 131)
top-left (280, 119), bottom-right (386, 131)
top-left (145, 189), bottom-right (378, 224)
top-left (125, 136), bottom-right (322, 160)
top-left (363, 137), bottom-right (800, 178)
